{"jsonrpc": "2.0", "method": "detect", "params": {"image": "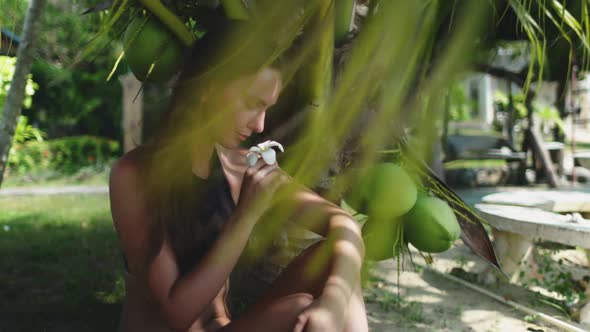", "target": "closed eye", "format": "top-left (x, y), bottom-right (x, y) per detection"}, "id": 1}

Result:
top-left (246, 97), bottom-right (267, 110)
